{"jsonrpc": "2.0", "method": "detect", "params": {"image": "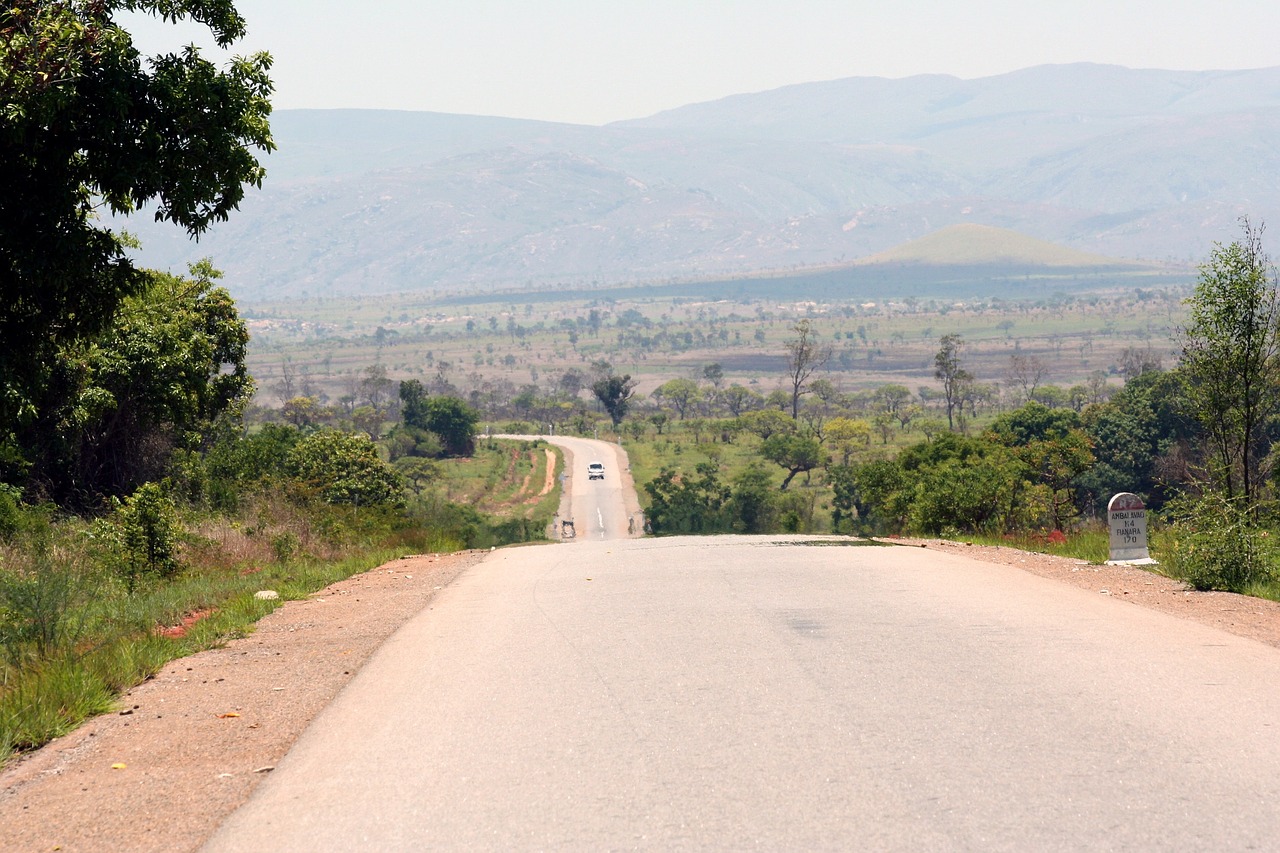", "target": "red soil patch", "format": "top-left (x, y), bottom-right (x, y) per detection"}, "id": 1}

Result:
top-left (156, 609), bottom-right (214, 640)
top-left (537, 448), bottom-right (556, 497)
